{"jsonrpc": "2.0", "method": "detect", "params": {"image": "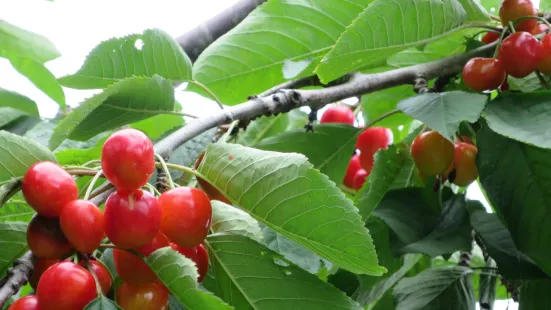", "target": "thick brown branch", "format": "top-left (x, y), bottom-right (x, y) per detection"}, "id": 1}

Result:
top-left (0, 252), bottom-right (33, 307)
top-left (154, 42), bottom-right (495, 158)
